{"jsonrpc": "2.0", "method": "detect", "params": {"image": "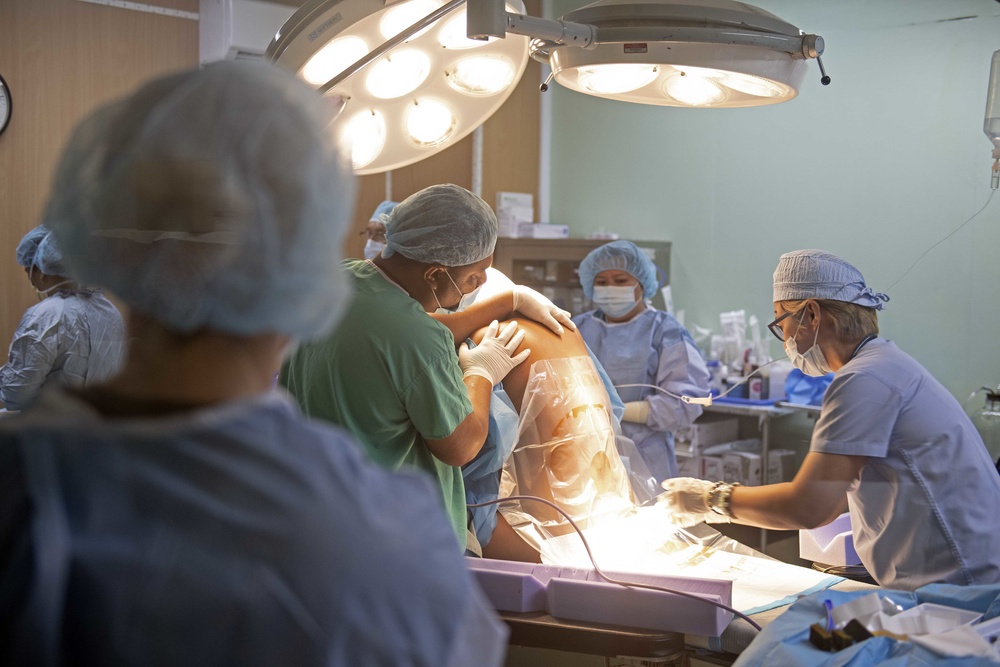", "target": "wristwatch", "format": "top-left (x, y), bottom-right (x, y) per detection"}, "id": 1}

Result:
top-left (708, 482), bottom-right (740, 518)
